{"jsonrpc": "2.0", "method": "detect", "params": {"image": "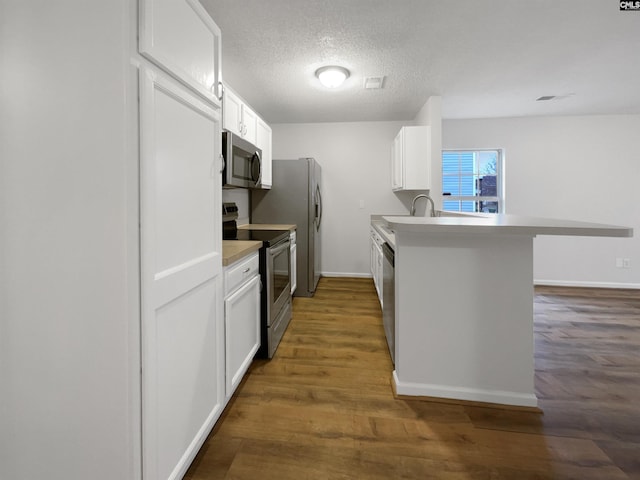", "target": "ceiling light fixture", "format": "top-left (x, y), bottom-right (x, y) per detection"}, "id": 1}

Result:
top-left (315, 66), bottom-right (350, 88)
